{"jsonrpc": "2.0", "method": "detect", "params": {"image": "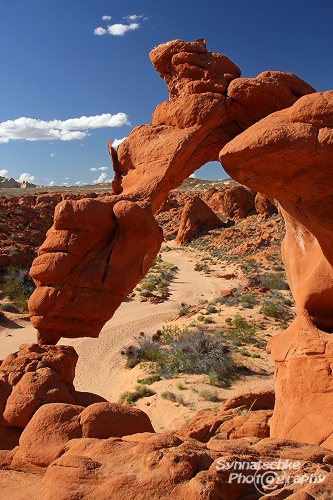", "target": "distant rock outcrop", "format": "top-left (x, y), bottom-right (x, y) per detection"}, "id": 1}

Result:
top-left (175, 195), bottom-right (226, 245)
top-left (254, 192), bottom-right (277, 219)
top-left (0, 176), bottom-right (37, 189)
top-left (203, 185), bottom-right (256, 220)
